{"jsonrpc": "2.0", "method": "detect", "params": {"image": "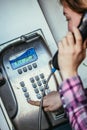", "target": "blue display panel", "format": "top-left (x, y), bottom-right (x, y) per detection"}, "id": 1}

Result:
top-left (9, 48), bottom-right (38, 69)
